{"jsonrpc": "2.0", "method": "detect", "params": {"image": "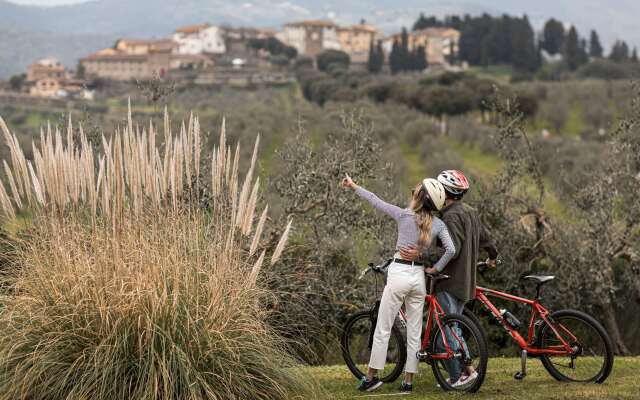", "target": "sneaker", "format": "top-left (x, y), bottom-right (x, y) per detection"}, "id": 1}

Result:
top-left (398, 382), bottom-right (413, 393)
top-left (451, 371), bottom-right (479, 388)
top-left (357, 376), bottom-right (383, 392)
